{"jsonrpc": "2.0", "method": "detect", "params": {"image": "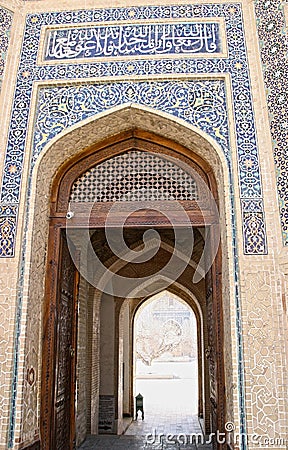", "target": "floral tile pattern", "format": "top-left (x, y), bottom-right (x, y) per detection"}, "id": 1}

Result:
top-left (0, 4), bottom-right (267, 257)
top-left (254, 0), bottom-right (288, 244)
top-left (0, 7), bottom-right (13, 91)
